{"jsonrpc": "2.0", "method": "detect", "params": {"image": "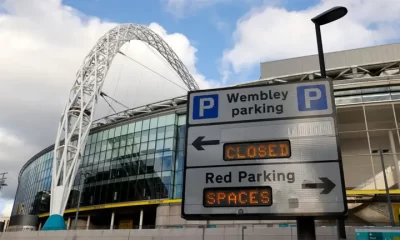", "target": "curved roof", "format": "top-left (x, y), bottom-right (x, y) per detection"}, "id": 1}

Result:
top-left (260, 43), bottom-right (400, 80)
